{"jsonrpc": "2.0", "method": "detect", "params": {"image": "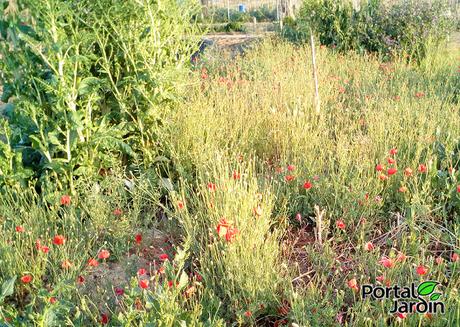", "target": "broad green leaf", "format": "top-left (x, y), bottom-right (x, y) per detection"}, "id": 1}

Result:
top-left (430, 293), bottom-right (441, 301)
top-left (0, 276), bottom-right (16, 302)
top-left (417, 281), bottom-right (439, 296)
